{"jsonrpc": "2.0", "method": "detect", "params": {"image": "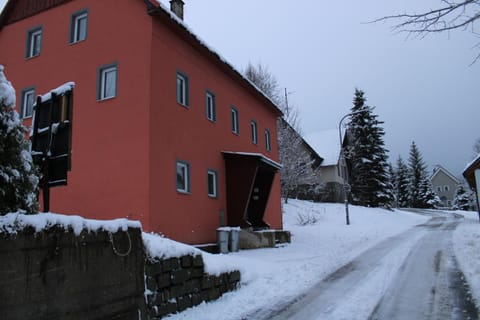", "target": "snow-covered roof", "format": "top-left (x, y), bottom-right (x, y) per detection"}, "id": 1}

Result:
top-left (464, 153), bottom-right (480, 173)
top-left (150, 1), bottom-right (282, 116)
top-left (430, 165), bottom-right (460, 184)
top-left (304, 129), bottom-right (343, 167)
top-left (463, 153), bottom-right (480, 189)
